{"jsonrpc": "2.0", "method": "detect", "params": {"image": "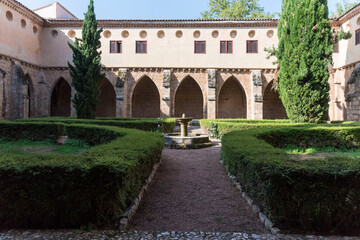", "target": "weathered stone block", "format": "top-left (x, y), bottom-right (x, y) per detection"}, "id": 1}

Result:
top-left (251, 70), bottom-right (262, 86)
top-left (208, 69), bottom-right (216, 88)
top-left (163, 69), bottom-right (171, 88)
